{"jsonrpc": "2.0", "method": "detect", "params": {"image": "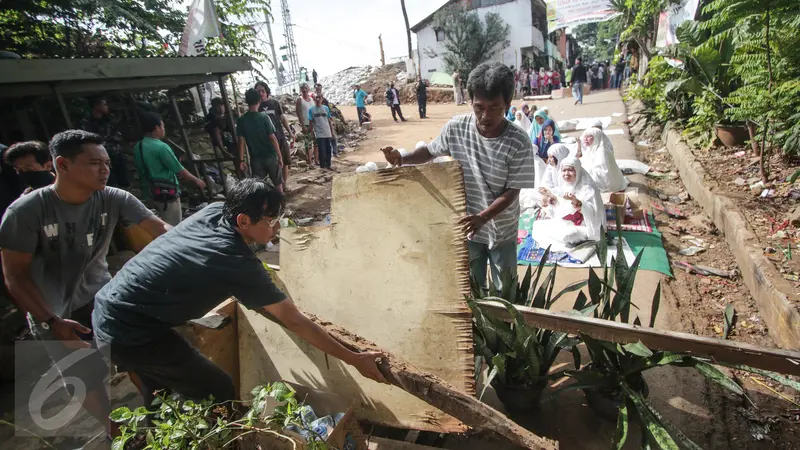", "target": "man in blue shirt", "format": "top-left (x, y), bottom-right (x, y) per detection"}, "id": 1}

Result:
top-left (353, 84), bottom-right (369, 125)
